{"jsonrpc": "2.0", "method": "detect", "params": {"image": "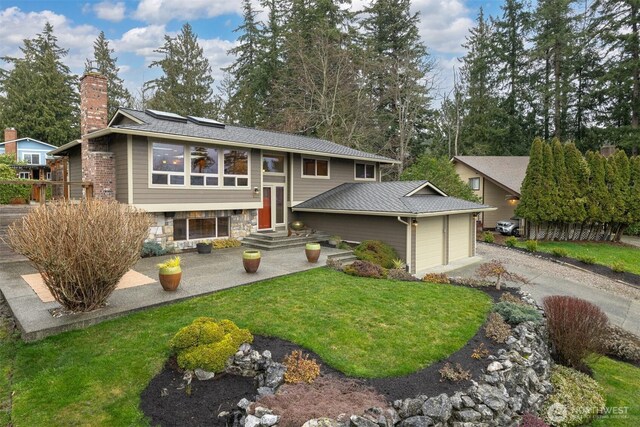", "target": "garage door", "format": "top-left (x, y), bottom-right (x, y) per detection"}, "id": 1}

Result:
top-left (449, 214), bottom-right (471, 262)
top-left (415, 216), bottom-right (444, 270)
